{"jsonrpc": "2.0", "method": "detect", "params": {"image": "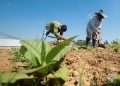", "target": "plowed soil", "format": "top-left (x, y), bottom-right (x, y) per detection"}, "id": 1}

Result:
top-left (0, 48), bottom-right (120, 86)
top-left (63, 48), bottom-right (120, 86)
top-left (0, 48), bottom-right (13, 72)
